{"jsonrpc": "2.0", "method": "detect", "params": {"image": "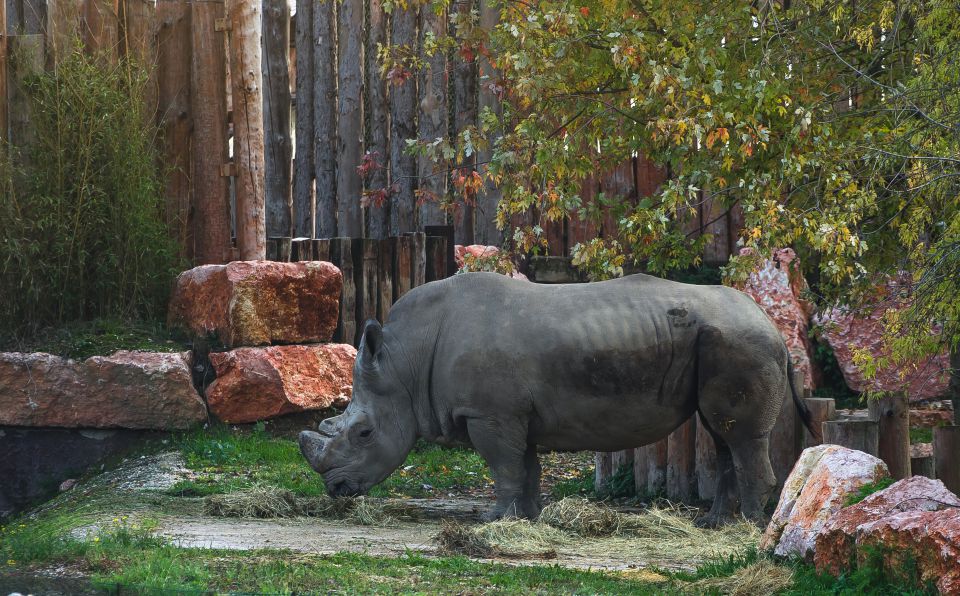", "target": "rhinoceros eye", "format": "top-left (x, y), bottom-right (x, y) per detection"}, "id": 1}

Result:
top-left (359, 428), bottom-right (373, 439)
